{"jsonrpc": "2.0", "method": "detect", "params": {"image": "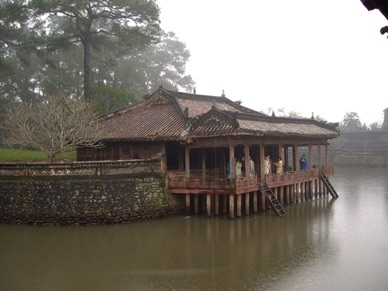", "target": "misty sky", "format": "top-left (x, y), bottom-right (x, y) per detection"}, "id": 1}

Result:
top-left (157, 0), bottom-right (388, 125)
